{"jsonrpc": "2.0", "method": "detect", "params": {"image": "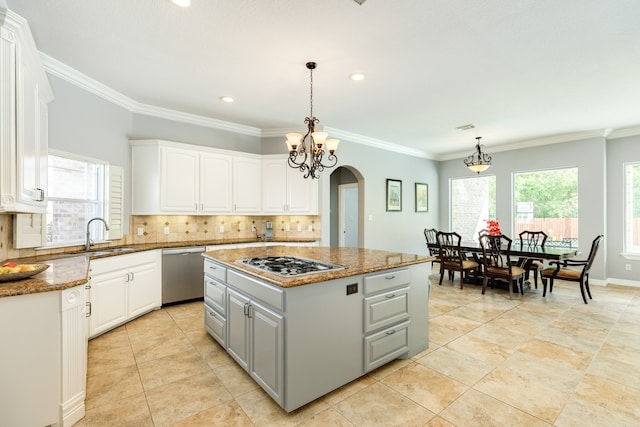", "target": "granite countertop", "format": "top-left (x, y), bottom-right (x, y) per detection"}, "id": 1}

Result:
top-left (203, 246), bottom-right (433, 288)
top-left (0, 237), bottom-right (319, 298)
